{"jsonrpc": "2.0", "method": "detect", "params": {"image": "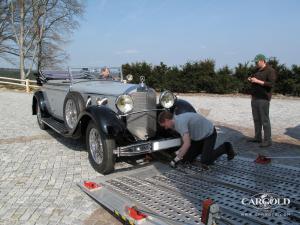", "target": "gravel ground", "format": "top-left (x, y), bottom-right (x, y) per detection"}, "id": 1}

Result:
top-left (180, 94), bottom-right (300, 138)
top-left (0, 89), bottom-right (299, 225)
top-left (0, 90), bottom-right (122, 225)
